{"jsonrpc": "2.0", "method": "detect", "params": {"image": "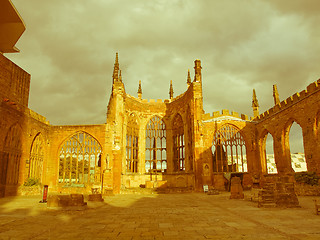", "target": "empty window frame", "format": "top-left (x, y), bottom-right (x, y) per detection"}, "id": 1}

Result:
top-left (28, 133), bottom-right (44, 181)
top-left (173, 114), bottom-right (185, 171)
top-left (212, 124), bottom-right (246, 173)
top-left (126, 114), bottom-right (139, 173)
top-left (58, 132), bottom-right (102, 184)
top-left (145, 116), bottom-right (167, 173)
